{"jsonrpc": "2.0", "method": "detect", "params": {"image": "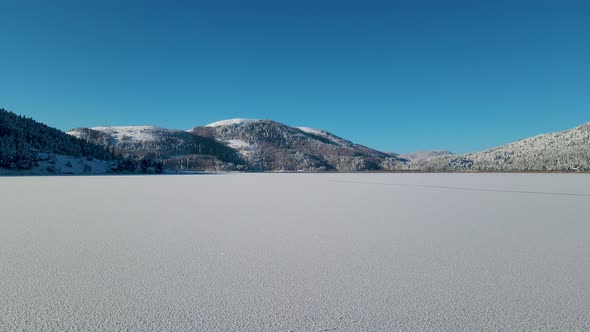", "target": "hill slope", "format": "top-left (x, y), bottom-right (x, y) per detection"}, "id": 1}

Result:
top-left (410, 122), bottom-right (590, 172)
top-left (0, 108), bottom-right (113, 171)
top-left (68, 126), bottom-right (246, 171)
